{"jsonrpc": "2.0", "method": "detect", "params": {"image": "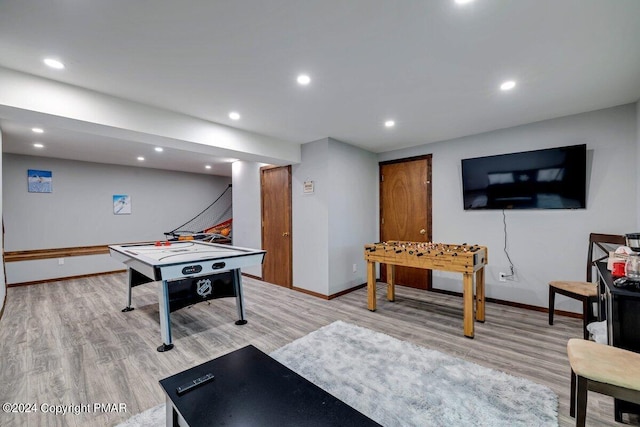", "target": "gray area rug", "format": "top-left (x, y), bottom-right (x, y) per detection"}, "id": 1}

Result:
top-left (118, 321), bottom-right (558, 426)
top-left (271, 321), bottom-right (557, 426)
top-left (116, 403), bottom-right (164, 427)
